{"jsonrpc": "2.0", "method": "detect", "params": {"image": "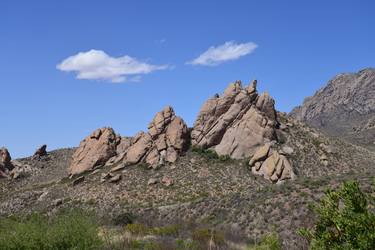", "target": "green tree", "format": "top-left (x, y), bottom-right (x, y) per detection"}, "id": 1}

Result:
top-left (298, 181), bottom-right (375, 249)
